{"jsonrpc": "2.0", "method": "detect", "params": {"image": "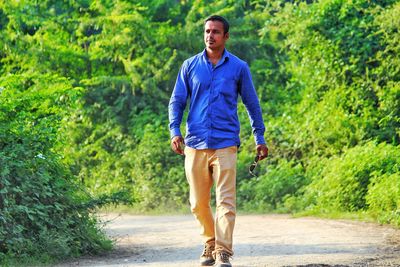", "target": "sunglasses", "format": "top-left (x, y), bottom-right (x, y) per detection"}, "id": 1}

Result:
top-left (249, 155), bottom-right (260, 177)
